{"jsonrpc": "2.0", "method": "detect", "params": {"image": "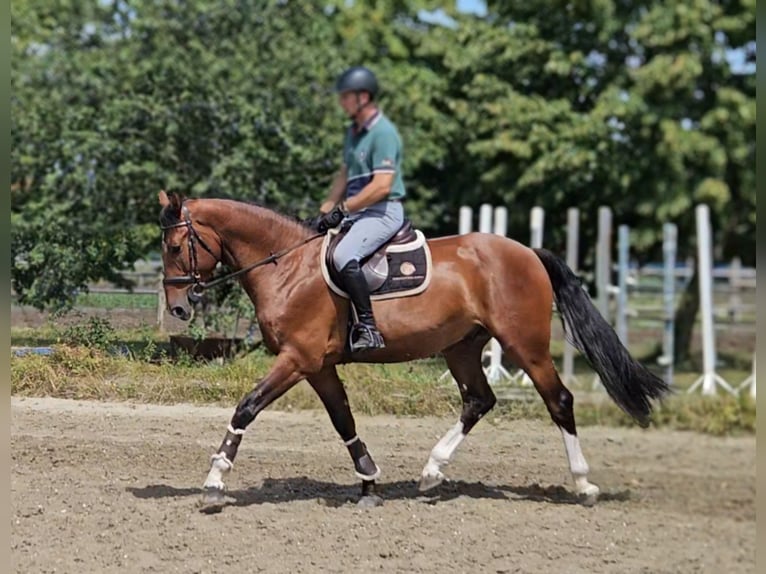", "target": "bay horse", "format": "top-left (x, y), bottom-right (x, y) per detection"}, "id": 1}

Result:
top-left (157, 191), bottom-right (669, 511)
